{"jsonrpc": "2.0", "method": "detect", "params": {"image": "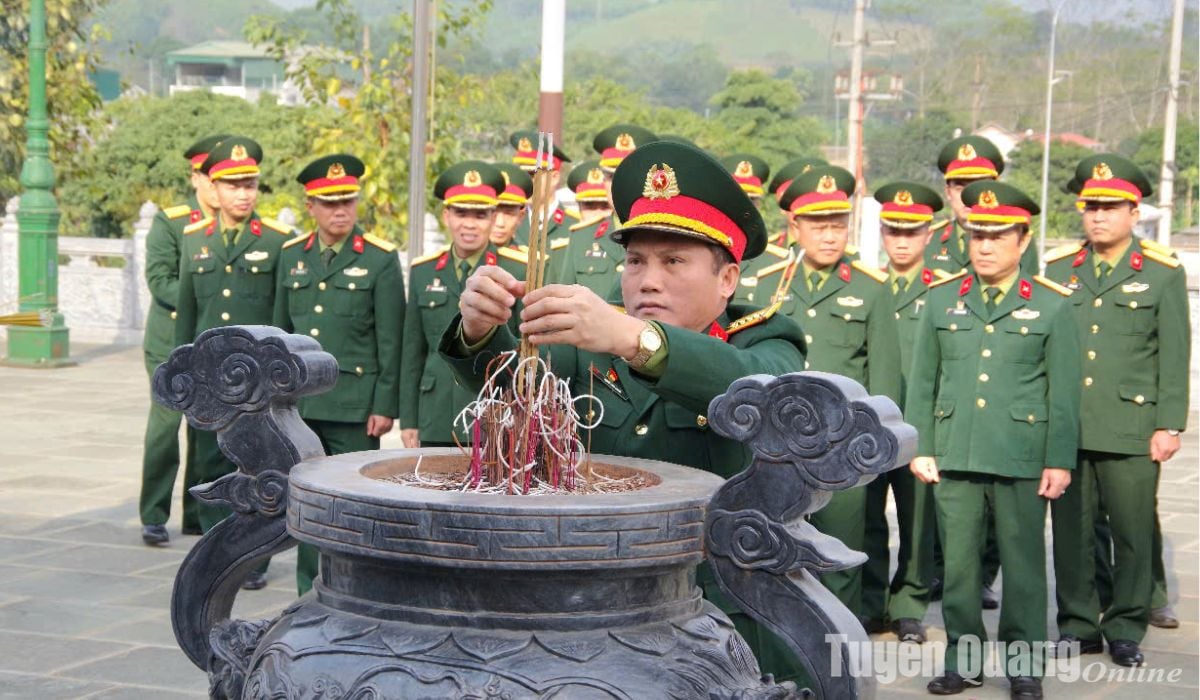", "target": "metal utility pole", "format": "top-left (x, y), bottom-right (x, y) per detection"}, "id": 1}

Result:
top-left (5, 0), bottom-right (70, 366)
top-left (538, 0), bottom-right (565, 142)
top-left (1157, 0), bottom-right (1185, 245)
top-left (845, 0), bottom-right (866, 215)
top-left (1037, 0), bottom-right (1070, 267)
top-left (407, 0), bottom-right (434, 258)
